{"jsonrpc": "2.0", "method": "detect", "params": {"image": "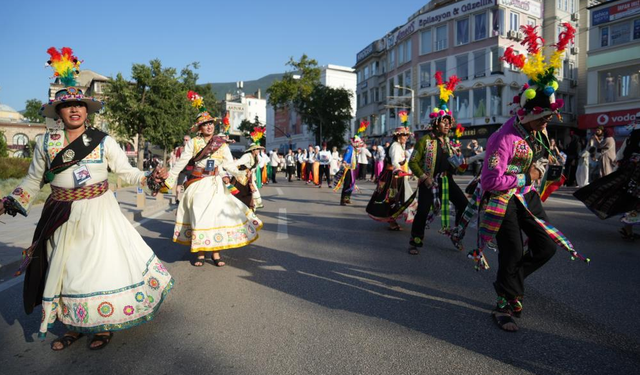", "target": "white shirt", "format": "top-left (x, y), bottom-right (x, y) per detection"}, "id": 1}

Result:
top-left (306, 151), bottom-right (317, 163)
top-left (317, 150), bottom-right (332, 165)
top-left (357, 147), bottom-right (372, 164)
top-left (270, 152), bottom-right (280, 167)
